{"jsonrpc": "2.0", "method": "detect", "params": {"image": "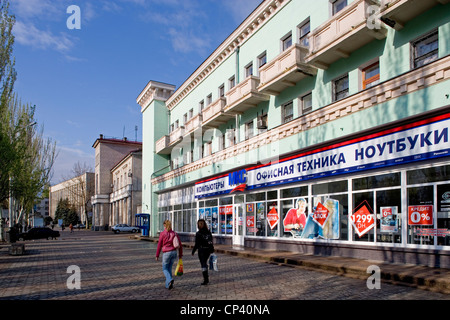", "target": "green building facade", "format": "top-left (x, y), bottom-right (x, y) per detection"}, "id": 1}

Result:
top-left (137, 0), bottom-right (450, 267)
